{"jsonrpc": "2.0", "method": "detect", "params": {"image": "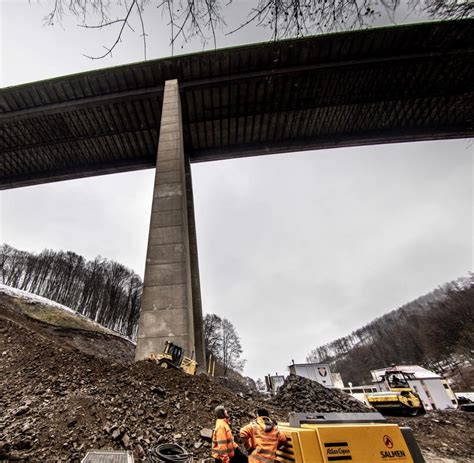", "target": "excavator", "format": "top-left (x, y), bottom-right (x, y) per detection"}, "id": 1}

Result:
top-left (145, 341), bottom-right (198, 375)
top-left (366, 368), bottom-right (425, 416)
